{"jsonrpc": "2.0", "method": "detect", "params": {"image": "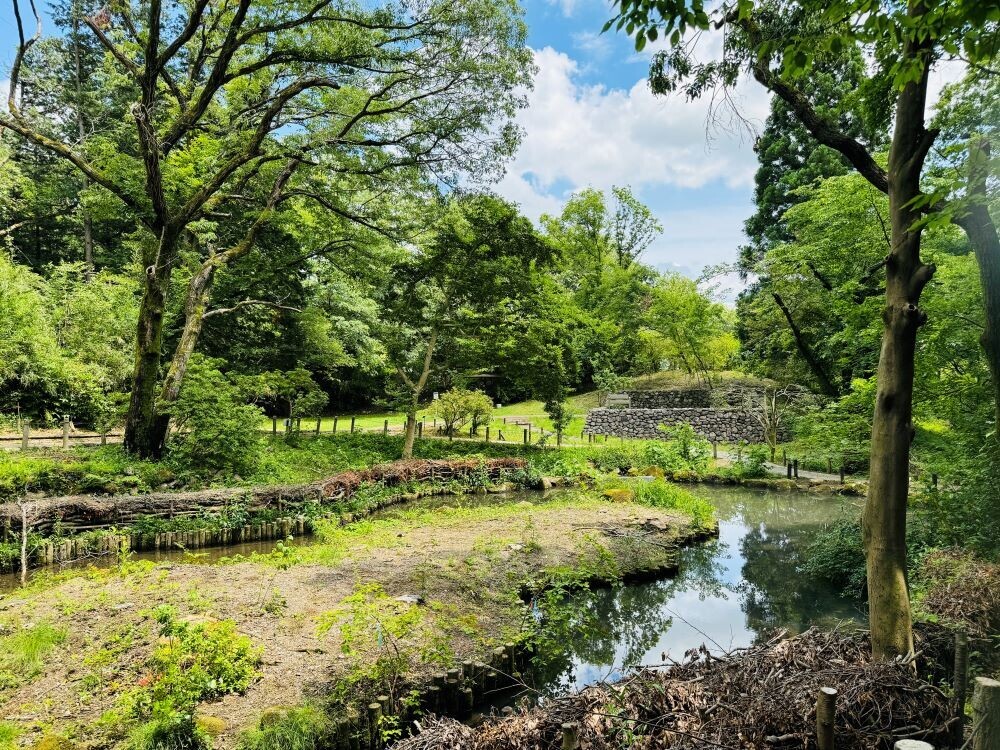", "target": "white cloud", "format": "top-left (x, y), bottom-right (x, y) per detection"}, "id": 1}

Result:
top-left (571, 31), bottom-right (612, 60)
top-left (496, 47), bottom-right (770, 222)
top-left (547, 0), bottom-right (583, 17)
top-left (926, 57), bottom-right (967, 113)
